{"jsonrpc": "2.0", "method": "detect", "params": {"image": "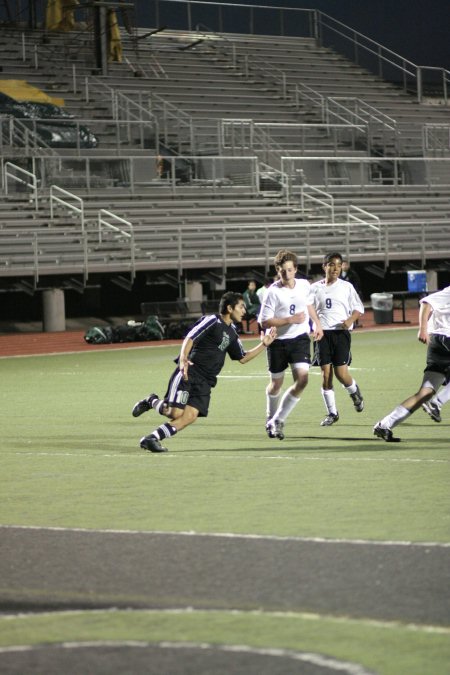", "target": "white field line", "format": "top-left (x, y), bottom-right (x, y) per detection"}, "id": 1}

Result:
top-left (0, 606), bottom-right (449, 637)
top-left (0, 641), bottom-right (377, 675)
top-left (5, 451), bottom-right (450, 464)
top-left (1, 524), bottom-right (449, 548)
